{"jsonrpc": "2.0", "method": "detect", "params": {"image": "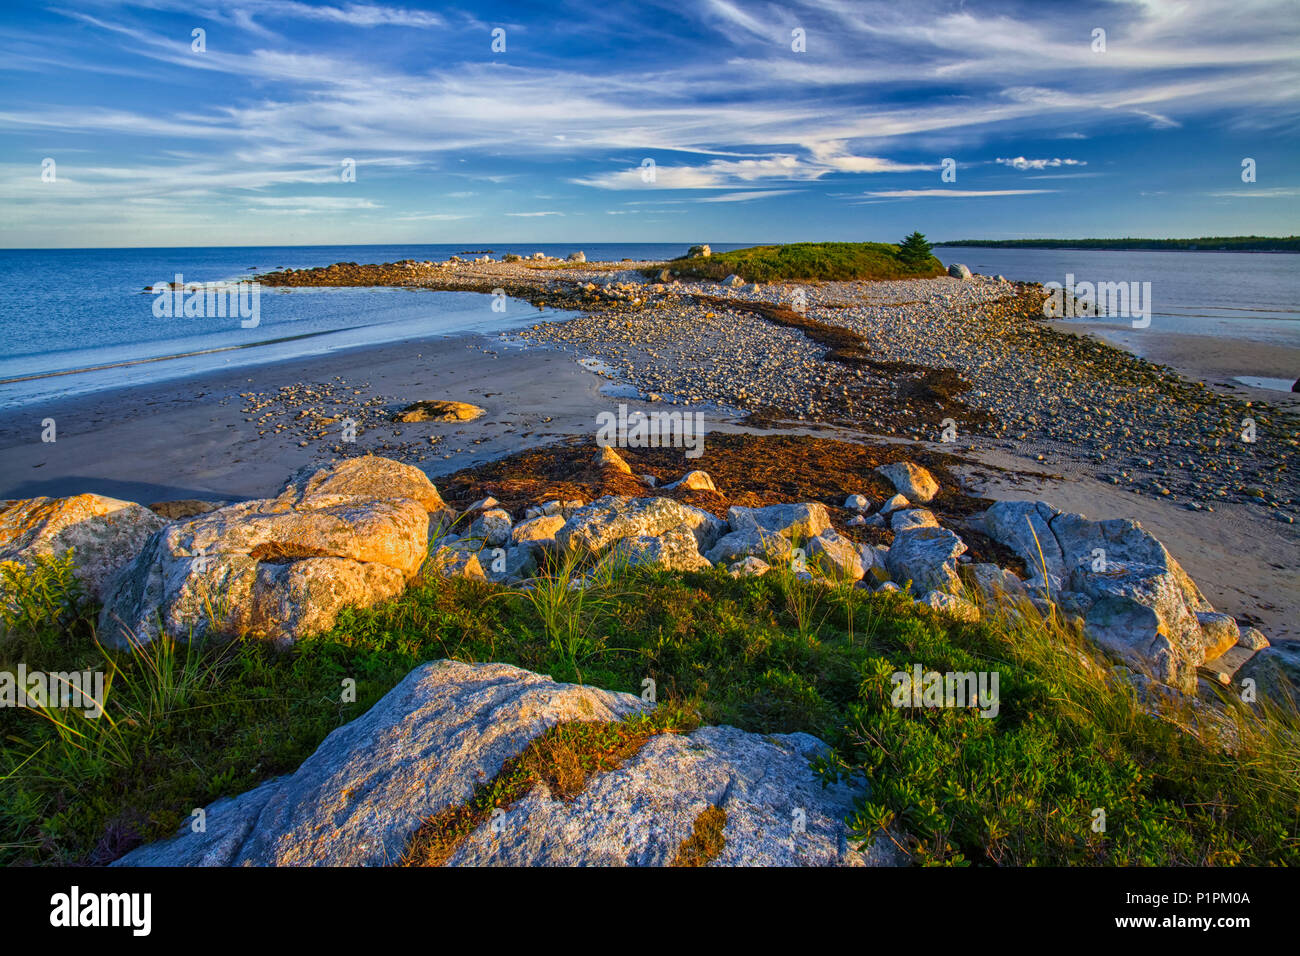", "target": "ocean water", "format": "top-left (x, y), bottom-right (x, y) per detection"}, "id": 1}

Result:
top-left (932, 246), bottom-right (1300, 347)
top-left (1, 244), bottom-right (1294, 408)
top-left (0, 243), bottom-right (746, 408)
